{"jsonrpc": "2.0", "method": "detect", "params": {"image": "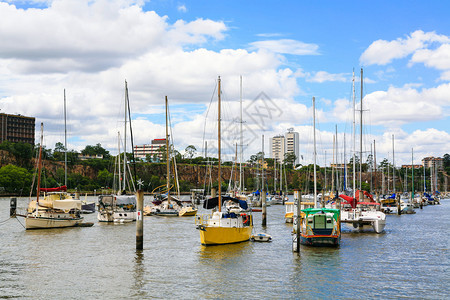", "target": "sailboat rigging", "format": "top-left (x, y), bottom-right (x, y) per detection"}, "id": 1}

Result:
top-left (97, 81), bottom-right (137, 223)
top-left (195, 76), bottom-right (253, 245)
